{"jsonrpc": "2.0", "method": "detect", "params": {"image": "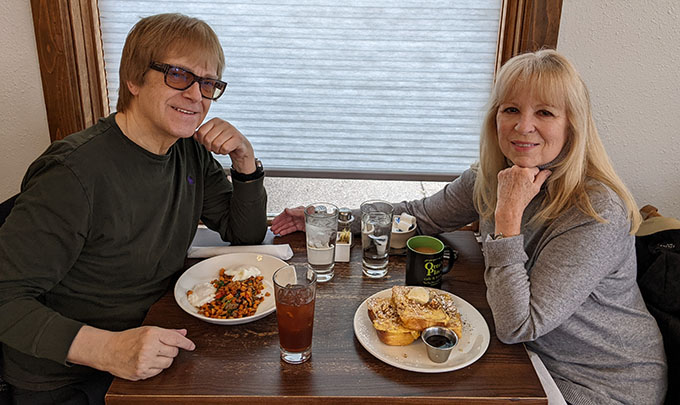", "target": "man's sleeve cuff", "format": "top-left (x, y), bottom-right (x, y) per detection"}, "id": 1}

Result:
top-left (35, 314), bottom-right (85, 365)
top-left (230, 167), bottom-right (264, 182)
